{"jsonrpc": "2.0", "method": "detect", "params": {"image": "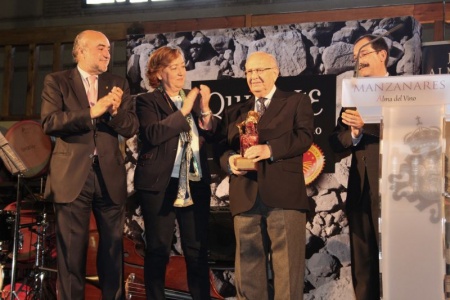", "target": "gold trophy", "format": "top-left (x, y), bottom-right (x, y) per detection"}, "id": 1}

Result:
top-left (235, 110), bottom-right (260, 171)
